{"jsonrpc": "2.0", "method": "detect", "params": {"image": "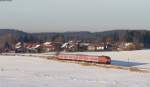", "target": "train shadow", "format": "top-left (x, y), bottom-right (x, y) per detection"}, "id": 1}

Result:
top-left (111, 60), bottom-right (148, 67)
